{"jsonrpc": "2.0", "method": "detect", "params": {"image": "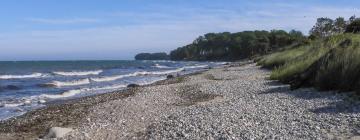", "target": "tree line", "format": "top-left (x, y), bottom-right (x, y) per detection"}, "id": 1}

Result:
top-left (135, 52), bottom-right (170, 60)
top-left (169, 30), bottom-right (307, 61)
top-left (309, 15), bottom-right (360, 39)
top-left (169, 15), bottom-right (360, 61)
